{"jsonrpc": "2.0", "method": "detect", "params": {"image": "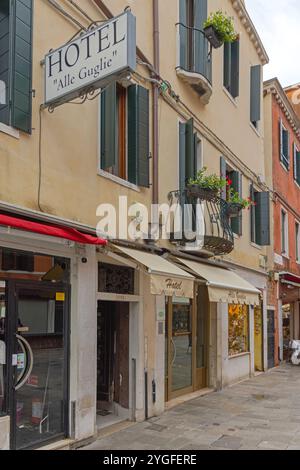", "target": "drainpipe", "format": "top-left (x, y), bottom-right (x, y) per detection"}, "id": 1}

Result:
top-left (152, 0), bottom-right (160, 207)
